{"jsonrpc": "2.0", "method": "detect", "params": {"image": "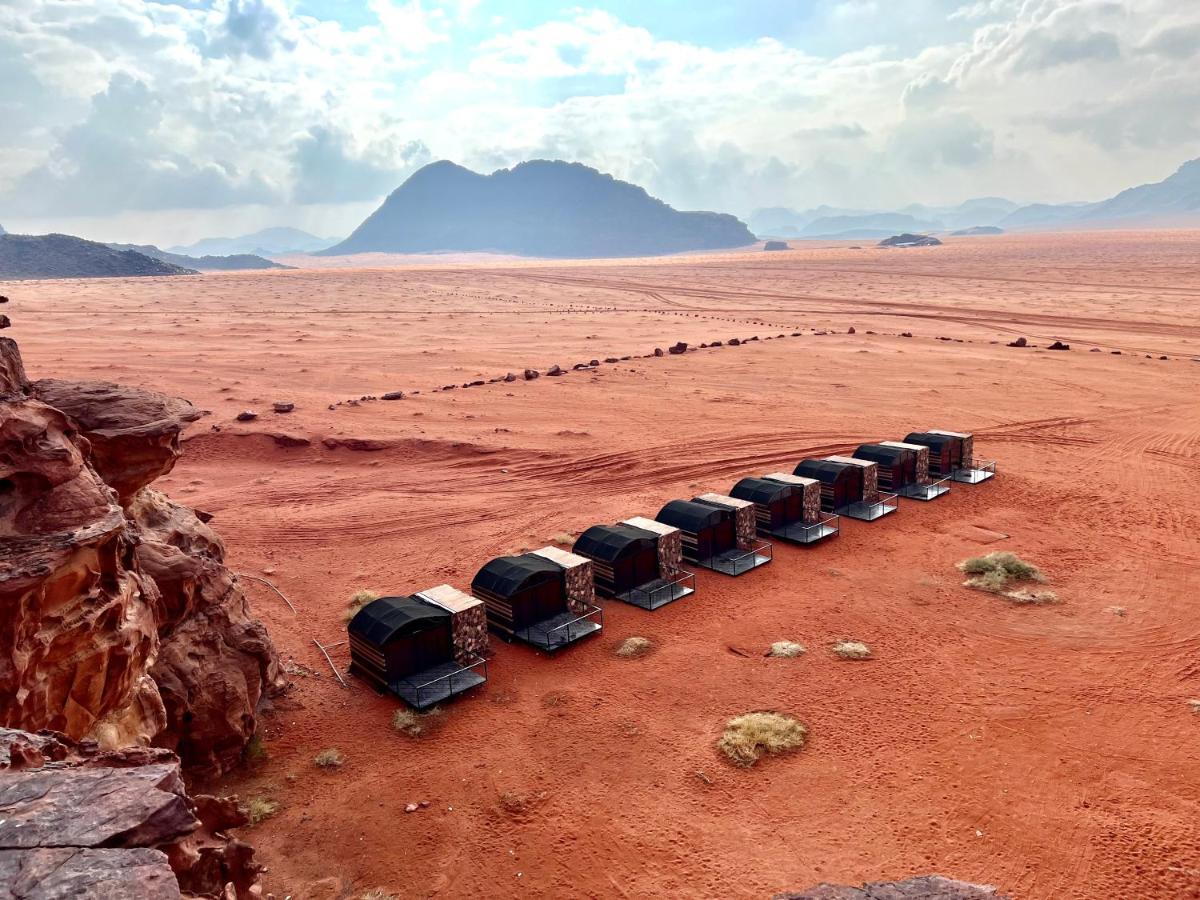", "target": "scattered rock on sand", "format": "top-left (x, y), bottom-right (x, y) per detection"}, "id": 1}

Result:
top-left (0, 314), bottom-right (10, 330)
top-left (272, 401), bottom-right (295, 413)
top-left (879, 233), bottom-right (942, 248)
top-left (653, 347), bottom-right (665, 357)
top-left (775, 875), bottom-right (1005, 899)
top-left (546, 365), bottom-right (564, 376)
top-left (763, 240), bottom-right (790, 251)
top-left (900, 332), bottom-right (913, 337)
top-left (604, 357), bottom-right (619, 363)
top-left (1047, 341), bottom-right (1070, 350)
top-left (1007, 337), bottom-right (1028, 348)
top-left (668, 342), bottom-right (688, 355)
top-left (728, 338), bottom-right (740, 346)
top-left (503, 373), bottom-right (518, 382)
top-left (236, 410), bottom-right (258, 421)
top-left (847, 326), bottom-right (856, 334)
top-left (382, 390), bottom-right (405, 399)
top-left (524, 369), bottom-right (539, 380)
